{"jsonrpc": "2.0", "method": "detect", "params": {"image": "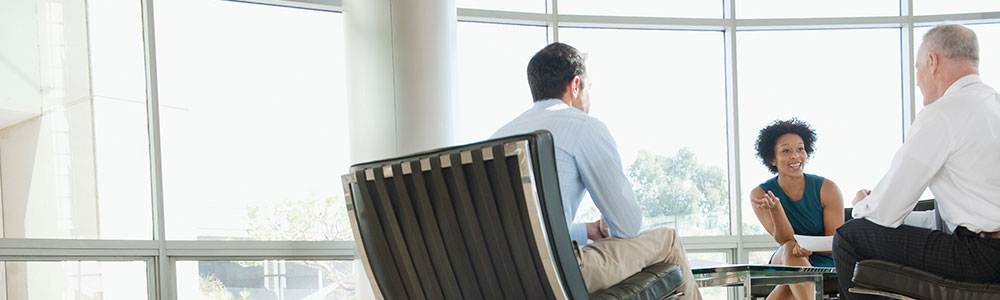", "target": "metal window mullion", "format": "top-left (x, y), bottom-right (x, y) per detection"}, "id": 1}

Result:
top-left (457, 8), bottom-right (550, 26)
top-left (163, 240), bottom-right (356, 259)
top-left (902, 0), bottom-right (916, 140)
top-left (0, 238), bottom-right (159, 248)
top-left (226, 0), bottom-right (342, 12)
top-left (146, 258), bottom-right (158, 300)
top-left (734, 15), bottom-right (905, 30)
top-left (556, 15), bottom-right (725, 30)
top-left (912, 11), bottom-right (1000, 25)
top-left (0, 239), bottom-right (160, 258)
top-left (0, 249), bottom-right (159, 258)
top-left (548, 0), bottom-right (559, 43)
top-left (140, 0), bottom-right (170, 298)
top-left (723, 0), bottom-right (745, 267)
top-left (164, 240), bottom-right (355, 249)
top-left (0, 253), bottom-right (158, 260)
